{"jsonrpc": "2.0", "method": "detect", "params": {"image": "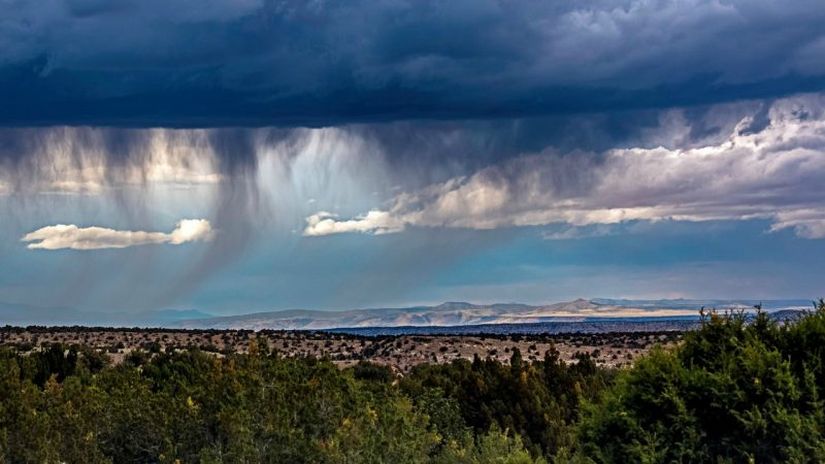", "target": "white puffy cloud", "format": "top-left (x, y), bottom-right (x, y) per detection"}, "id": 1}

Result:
top-left (22, 219), bottom-right (213, 250)
top-left (305, 94), bottom-right (825, 239)
top-left (167, 219), bottom-right (215, 244)
top-left (303, 211), bottom-right (404, 236)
